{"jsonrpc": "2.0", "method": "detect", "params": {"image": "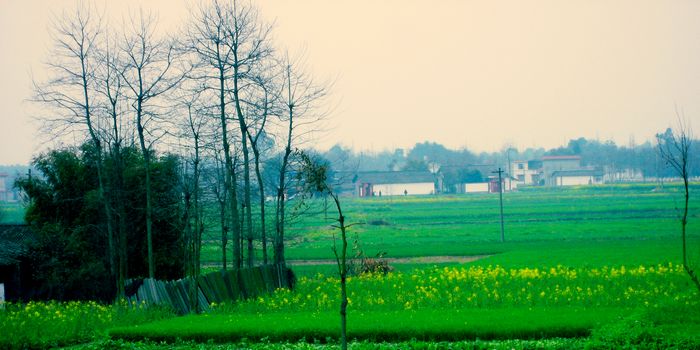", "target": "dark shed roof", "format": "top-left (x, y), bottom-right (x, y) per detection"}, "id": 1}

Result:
top-left (0, 224), bottom-right (34, 265)
top-left (551, 169), bottom-right (603, 177)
